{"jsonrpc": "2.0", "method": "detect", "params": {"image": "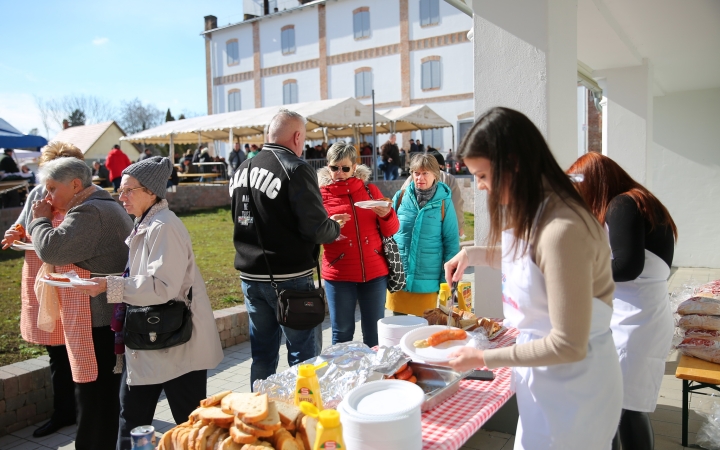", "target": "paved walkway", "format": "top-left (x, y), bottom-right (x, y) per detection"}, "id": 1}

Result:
top-left (2, 267), bottom-right (719, 450)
